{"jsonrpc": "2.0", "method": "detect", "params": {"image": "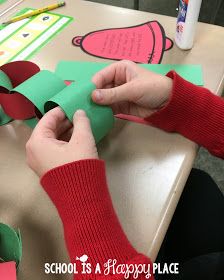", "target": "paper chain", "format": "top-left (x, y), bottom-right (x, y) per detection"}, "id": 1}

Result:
top-left (0, 61), bottom-right (114, 143)
top-left (0, 223), bottom-right (22, 269)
